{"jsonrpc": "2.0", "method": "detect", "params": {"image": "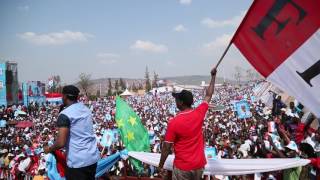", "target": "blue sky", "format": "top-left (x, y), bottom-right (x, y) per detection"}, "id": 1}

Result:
top-left (0, 0), bottom-right (253, 83)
